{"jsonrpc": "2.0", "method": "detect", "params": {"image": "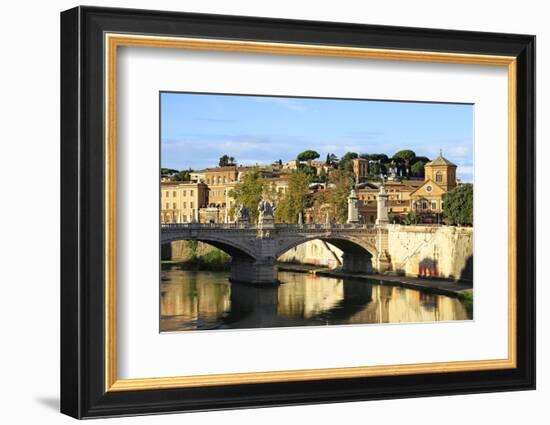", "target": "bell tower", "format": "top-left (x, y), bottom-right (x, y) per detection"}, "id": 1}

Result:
top-left (424, 151), bottom-right (457, 191)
